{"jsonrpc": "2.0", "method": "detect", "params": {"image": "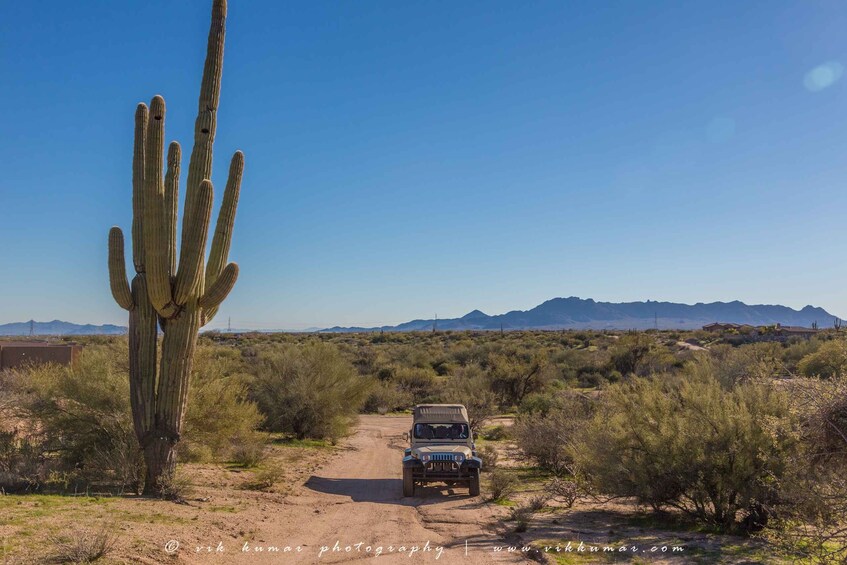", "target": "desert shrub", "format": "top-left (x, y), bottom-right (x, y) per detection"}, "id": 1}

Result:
top-left (362, 381), bottom-right (413, 414)
top-left (250, 343), bottom-right (372, 442)
top-left (243, 465), bottom-right (285, 492)
top-left (518, 392), bottom-right (558, 416)
top-left (764, 377), bottom-right (847, 562)
top-left (229, 434), bottom-right (267, 467)
top-left (488, 469), bottom-right (518, 500)
top-left (179, 348), bottom-right (265, 463)
top-left (476, 444), bottom-right (498, 471)
top-left (781, 336), bottom-right (823, 371)
top-left (154, 468), bottom-right (194, 501)
top-left (443, 365), bottom-right (497, 430)
top-left (393, 367), bottom-right (440, 404)
top-left (49, 526), bottom-right (117, 563)
top-left (573, 365), bottom-right (800, 531)
top-left (525, 493), bottom-right (549, 512)
top-left (512, 392), bottom-right (594, 476)
top-left (8, 348), bottom-right (144, 492)
top-left (481, 424), bottom-right (509, 441)
top-left (509, 505), bottom-right (532, 532)
top-left (608, 333), bottom-right (654, 376)
top-left (489, 352), bottom-right (553, 407)
top-left (545, 477), bottom-right (581, 508)
top-left (798, 340), bottom-right (847, 379)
